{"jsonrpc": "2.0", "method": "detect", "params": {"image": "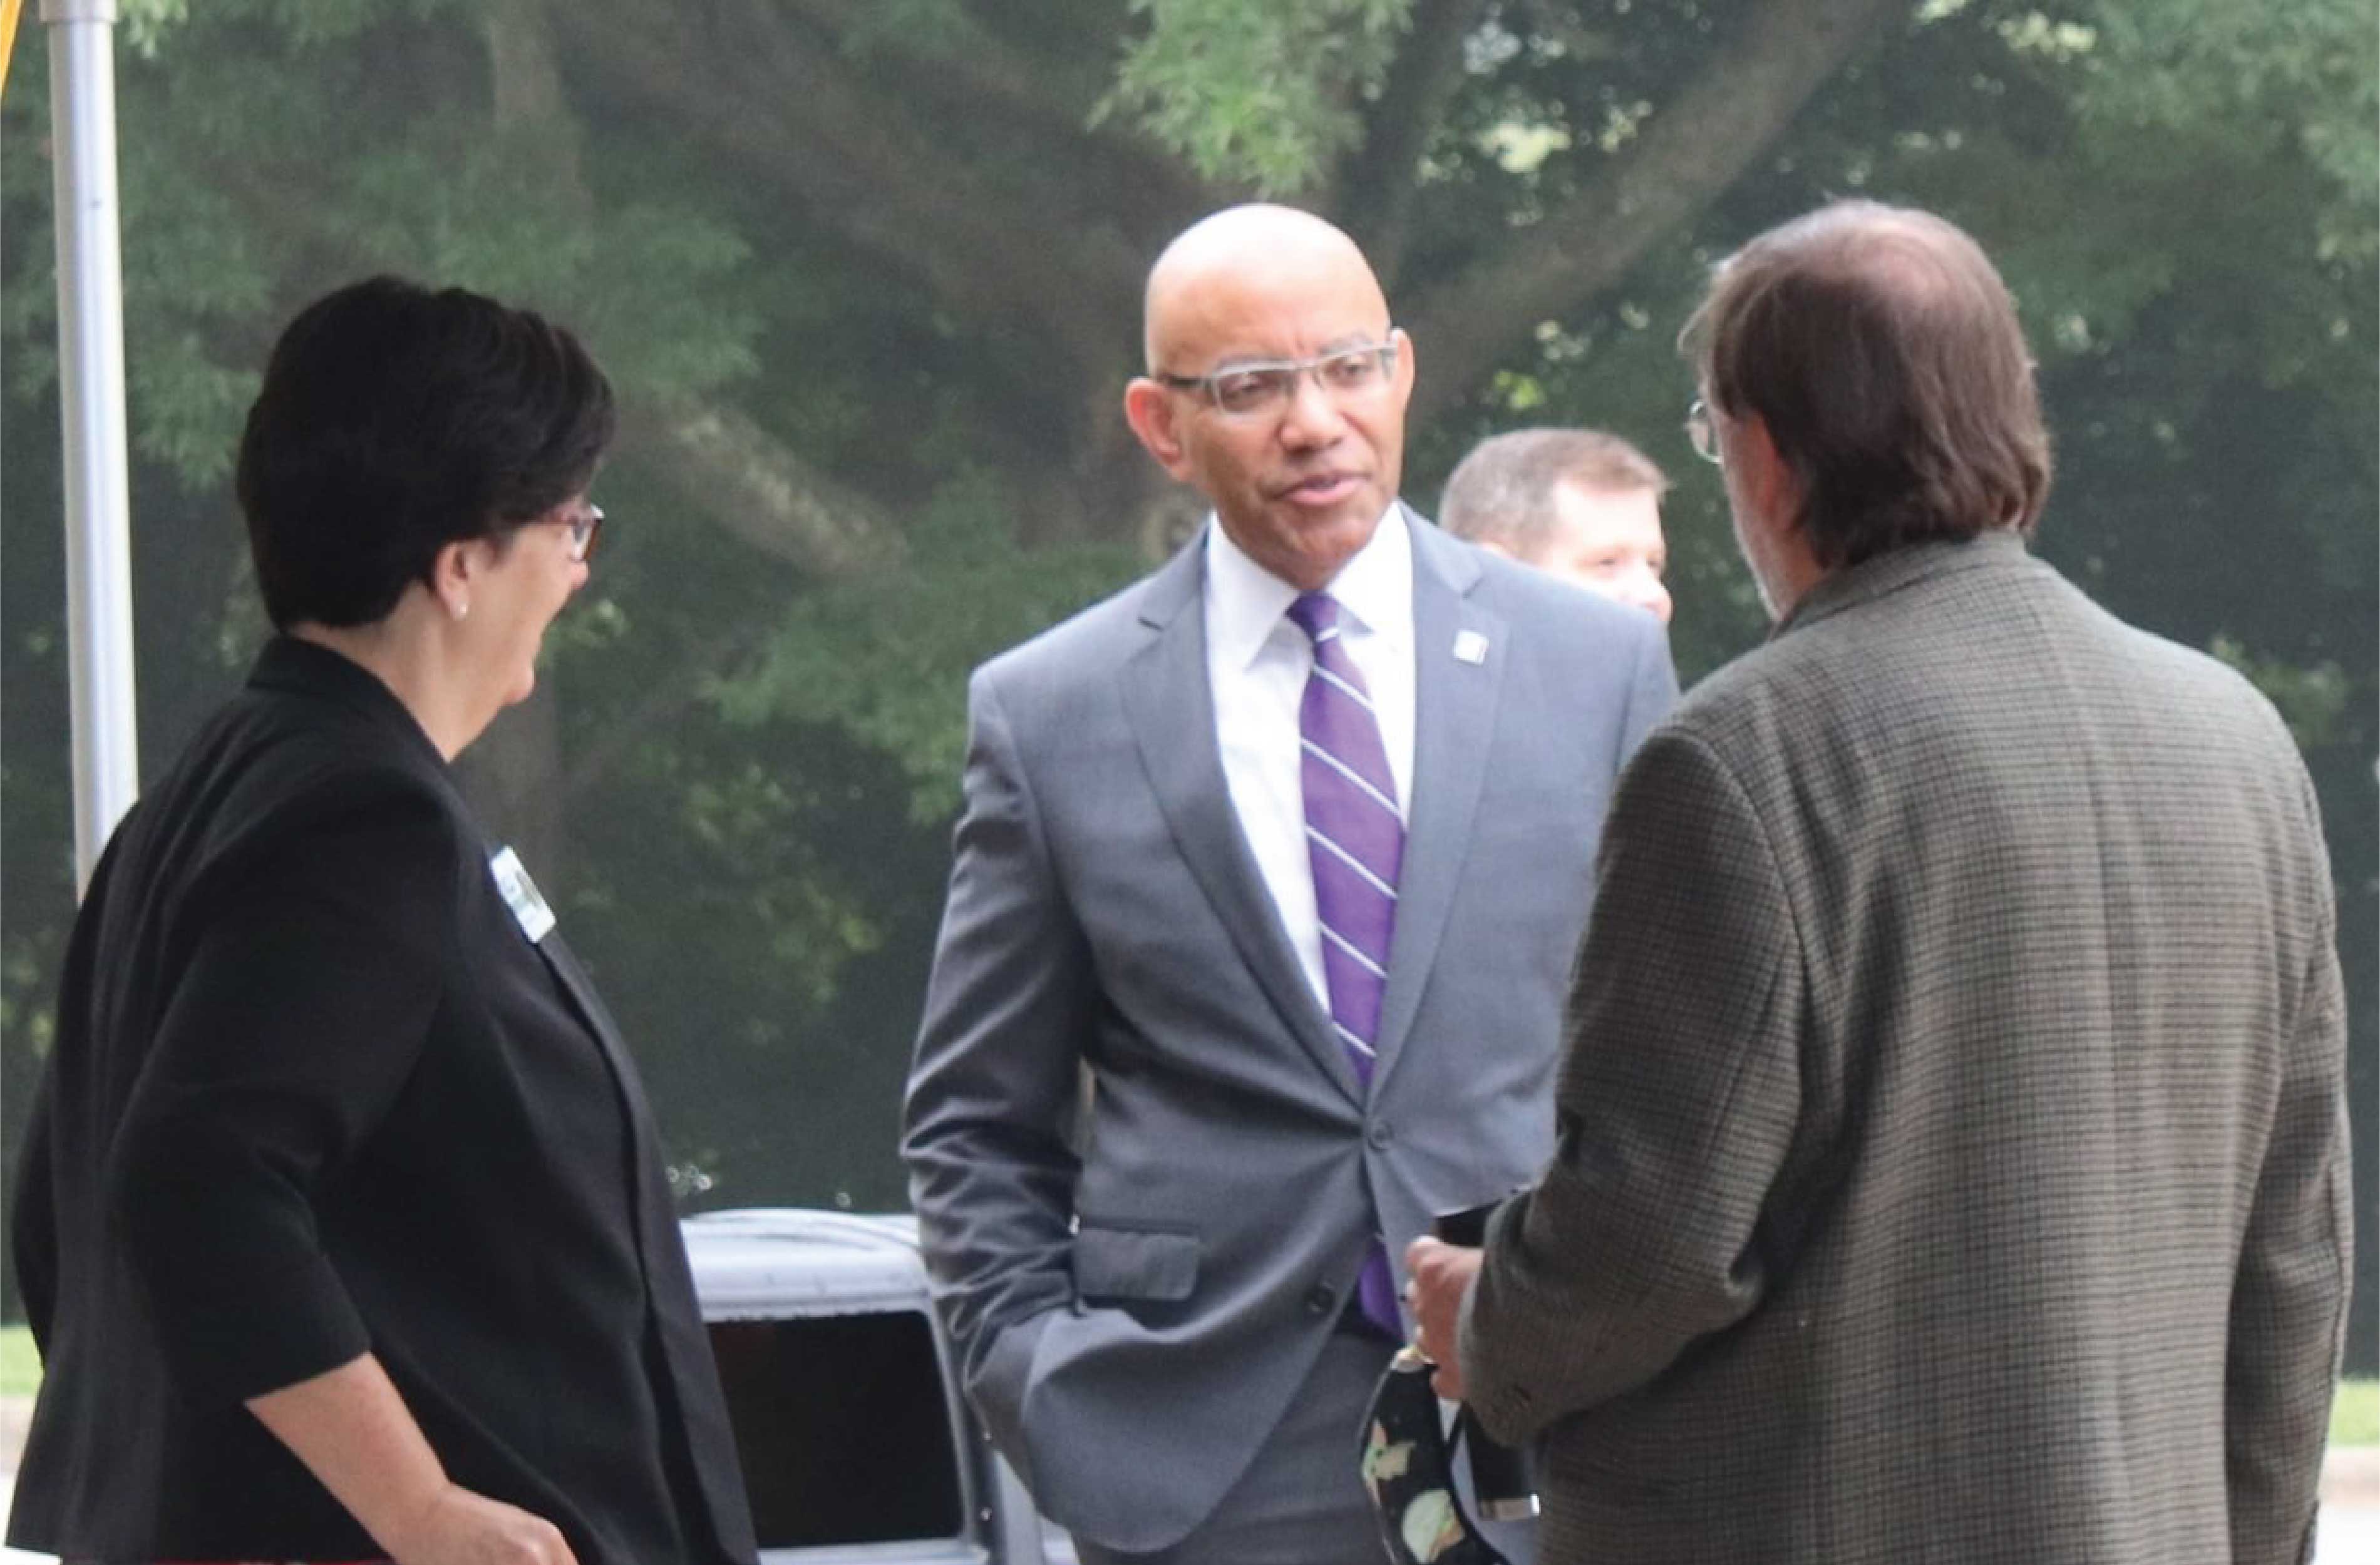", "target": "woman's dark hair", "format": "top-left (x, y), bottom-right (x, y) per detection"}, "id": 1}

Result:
top-left (235, 276), bottom-right (614, 630)
top-left (1681, 200), bottom-right (2052, 570)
